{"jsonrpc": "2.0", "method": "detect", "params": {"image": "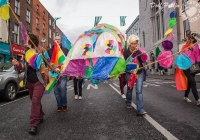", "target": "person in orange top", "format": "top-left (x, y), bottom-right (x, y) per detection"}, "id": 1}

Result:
top-left (181, 35), bottom-right (200, 106)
